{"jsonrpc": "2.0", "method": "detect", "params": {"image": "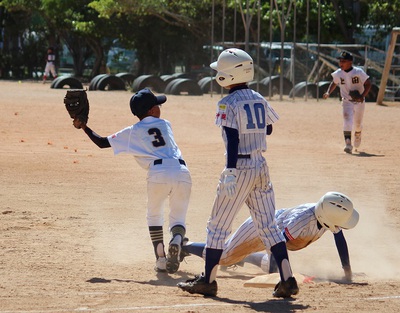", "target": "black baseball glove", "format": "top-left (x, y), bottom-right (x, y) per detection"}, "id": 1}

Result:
top-left (349, 90), bottom-right (364, 102)
top-left (64, 89), bottom-right (89, 128)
